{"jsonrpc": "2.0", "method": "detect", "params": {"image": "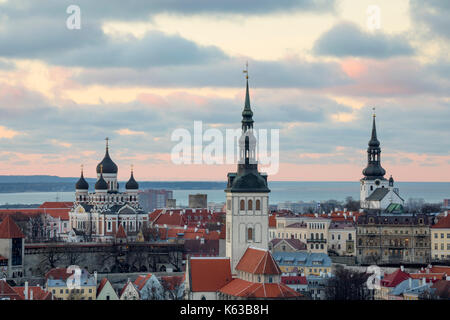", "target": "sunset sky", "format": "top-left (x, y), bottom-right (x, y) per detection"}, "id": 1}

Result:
top-left (0, 0), bottom-right (449, 181)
